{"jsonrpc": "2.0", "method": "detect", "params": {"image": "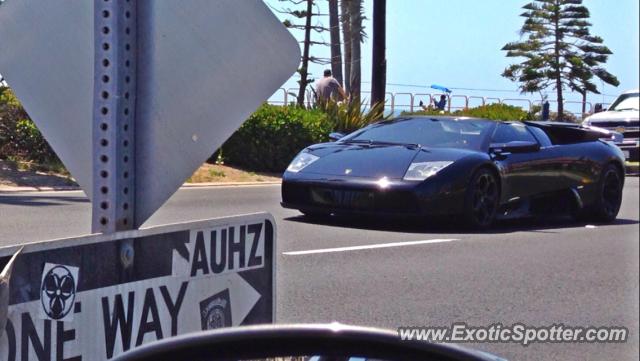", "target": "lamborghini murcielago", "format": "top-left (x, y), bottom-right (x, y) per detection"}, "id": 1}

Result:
top-left (281, 116), bottom-right (625, 228)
